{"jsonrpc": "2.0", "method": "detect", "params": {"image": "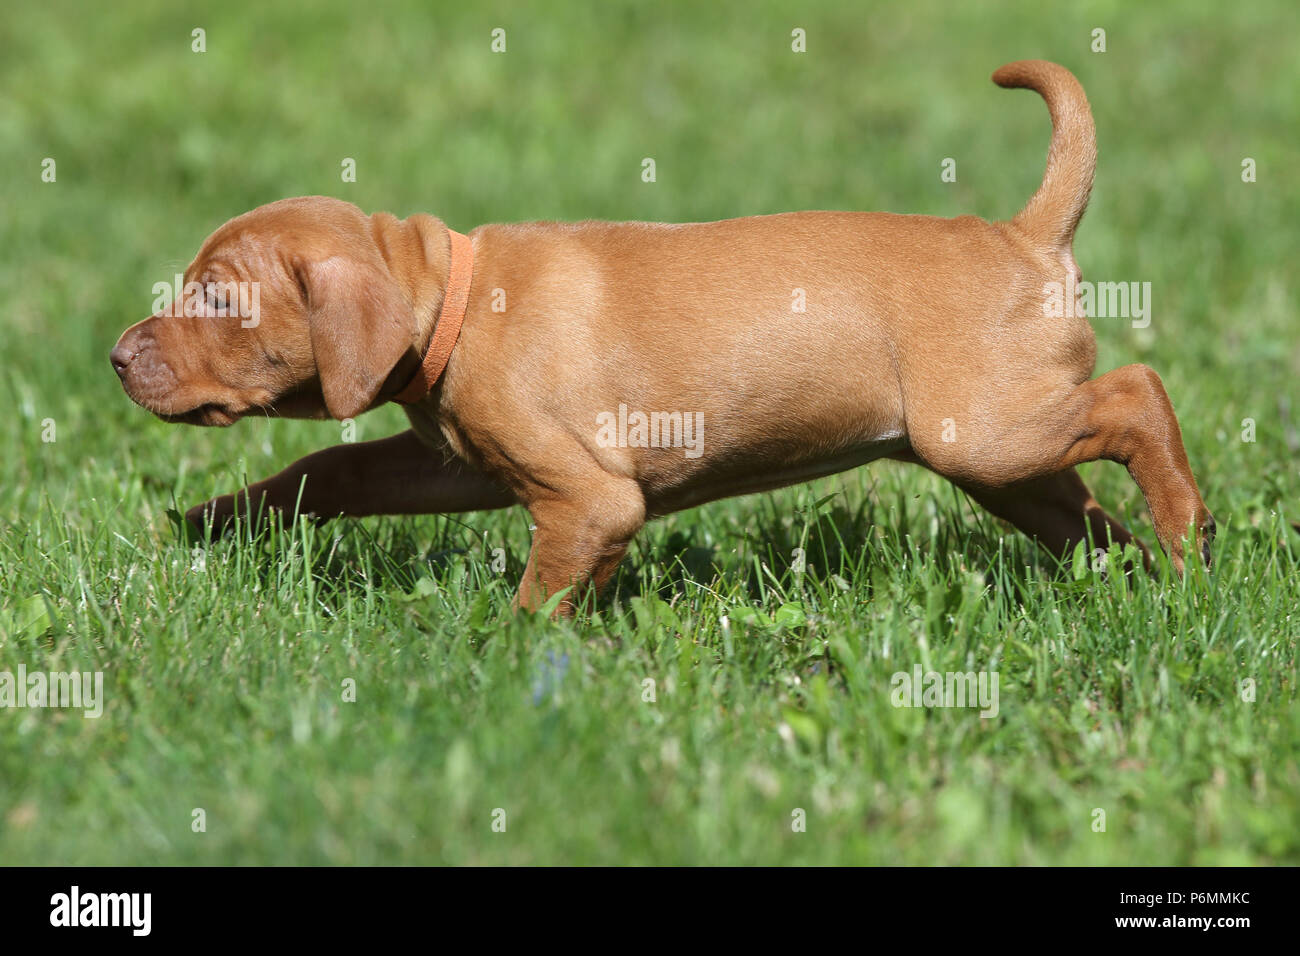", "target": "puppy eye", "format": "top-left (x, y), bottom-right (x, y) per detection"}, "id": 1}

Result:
top-left (205, 285), bottom-right (228, 311)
